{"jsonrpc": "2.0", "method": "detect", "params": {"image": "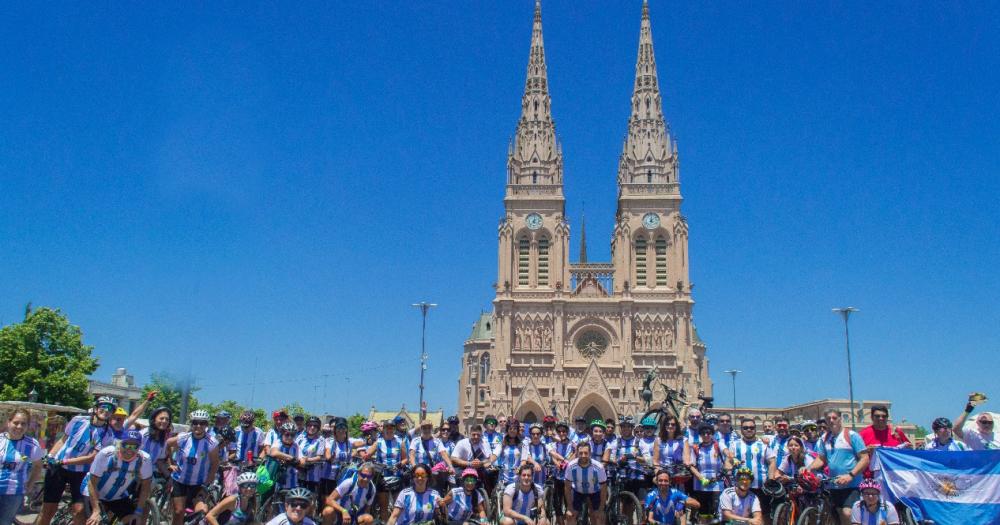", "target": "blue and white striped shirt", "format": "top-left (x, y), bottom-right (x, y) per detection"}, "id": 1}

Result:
top-left (503, 482), bottom-right (542, 517)
top-left (235, 427), bottom-right (264, 463)
top-left (496, 444), bottom-right (523, 485)
top-left (139, 428), bottom-right (168, 462)
top-left (374, 437), bottom-right (404, 468)
top-left (83, 446), bottom-right (153, 501)
top-left (0, 433), bottom-right (44, 495)
top-left (55, 416), bottom-right (117, 473)
top-left (409, 438), bottom-right (446, 466)
top-left (296, 435), bottom-right (326, 483)
top-left (324, 438), bottom-right (359, 480)
top-left (392, 487), bottom-right (440, 525)
top-left (728, 439), bottom-right (768, 490)
top-left (521, 442), bottom-right (548, 484)
top-left (656, 438), bottom-right (684, 467)
top-left (171, 432), bottom-right (218, 486)
top-left (273, 442), bottom-right (301, 489)
top-left (549, 440), bottom-right (575, 480)
top-left (564, 459), bottom-right (606, 495)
